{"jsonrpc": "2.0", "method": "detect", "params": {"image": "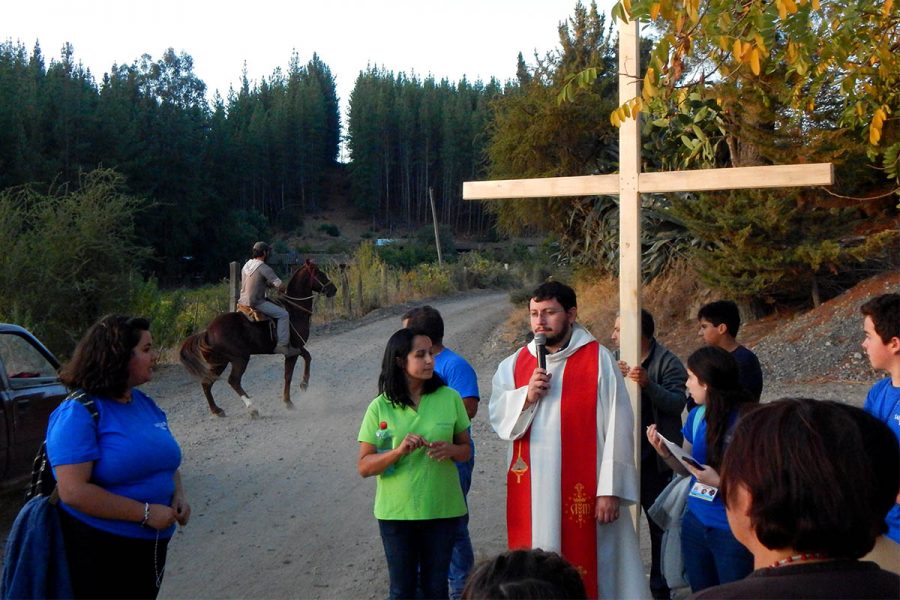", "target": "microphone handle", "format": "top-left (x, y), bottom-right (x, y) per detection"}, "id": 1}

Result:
top-left (537, 345), bottom-right (547, 370)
